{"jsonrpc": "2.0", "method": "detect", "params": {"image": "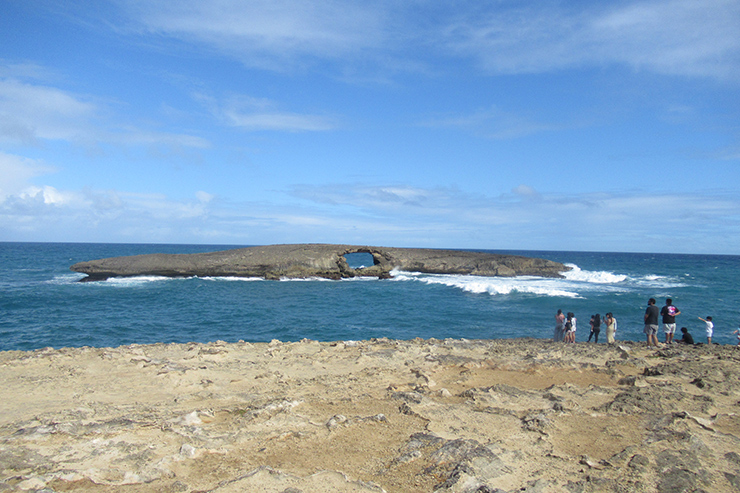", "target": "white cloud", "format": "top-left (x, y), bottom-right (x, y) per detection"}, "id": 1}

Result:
top-left (222, 109), bottom-right (335, 132)
top-left (196, 191), bottom-right (214, 203)
top-left (18, 186), bottom-right (83, 206)
top-left (109, 125), bottom-right (211, 149)
top-left (421, 106), bottom-right (563, 140)
top-left (2, 179), bottom-right (739, 252)
top-left (56, 1), bottom-right (740, 82)
top-left (290, 184), bottom-right (445, 211)
top-left (0, 152), bottom-right (55, 201)
top-left (288, 183), bottom-right (740, 252)
top-left (0, 70), bottom-right (210, 149)
top-left (512, 185), bottom-right (540, 199)
top-left (0, 184), bottom-right (221, 242)
top-left (120, 0), bottom-right (386, 69)
top-left (0, 78), bottom-right (98, 144)
top-left (442, 0), bottom-right (740, 80)
top-left (197, 93), bottom-right (337, 132)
